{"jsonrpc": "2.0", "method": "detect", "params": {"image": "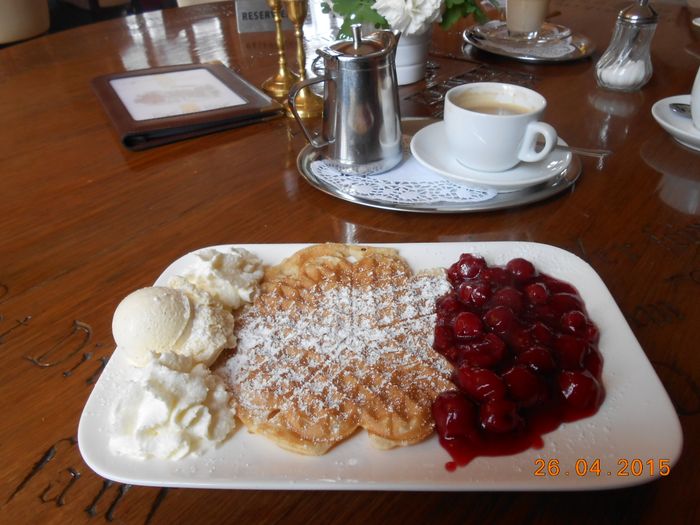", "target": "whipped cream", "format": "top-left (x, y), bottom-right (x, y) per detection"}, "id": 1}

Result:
top-left (180, 247), bottom-right (264, 310)
top-left (167, 277), bottom-right (236, 366)
top-left (108, 352), bottom-right (236, 460)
